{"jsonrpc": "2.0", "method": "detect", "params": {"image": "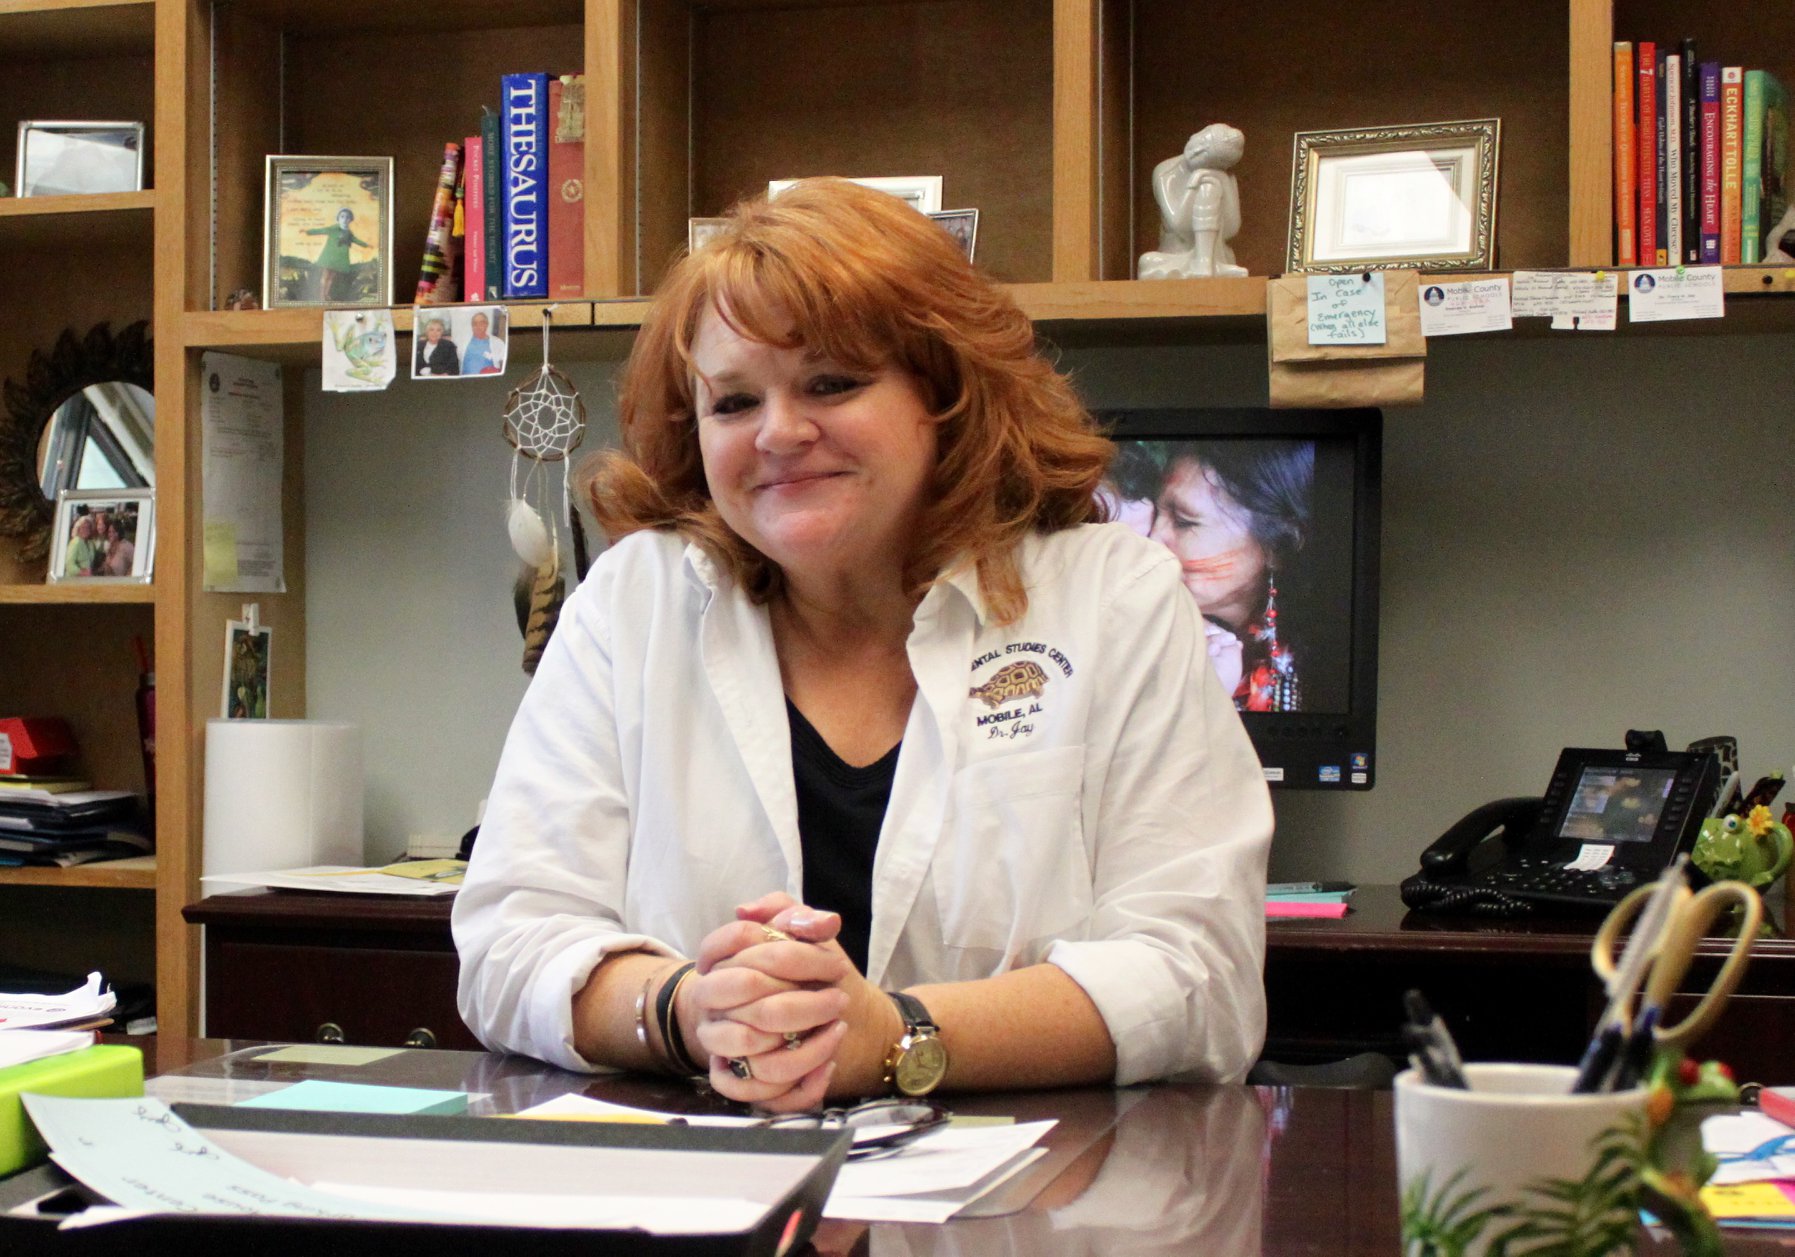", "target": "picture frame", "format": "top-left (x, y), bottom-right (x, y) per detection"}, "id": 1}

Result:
top-left (688, 217), bottom-right (730, 253)
top-left (1286, 119), bottom-right (1500, 273)
top-left (928, 209), bottom-right (979, 262)
top-left (47, 488), bottom-right (155, 584)
top-left (16, 121), bottom-right (145, 197)
top-left (221, 618), bottom-right (272, 720)
top-left (411, 304), bottom-right (510, 380)
top-left (768, 175), bottom-right (943, 213)
top-left (264, 155), bottom-right (395, 308)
